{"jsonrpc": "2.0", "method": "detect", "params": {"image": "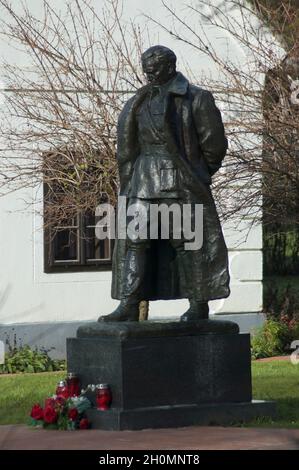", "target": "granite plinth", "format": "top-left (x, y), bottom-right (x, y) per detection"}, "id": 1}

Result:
top-left (77, 319), bottom-right (239, 339)
top-left (67, 321), bottom-right (275, 430)
top-left (85, 400), bottom-right (276, 431)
